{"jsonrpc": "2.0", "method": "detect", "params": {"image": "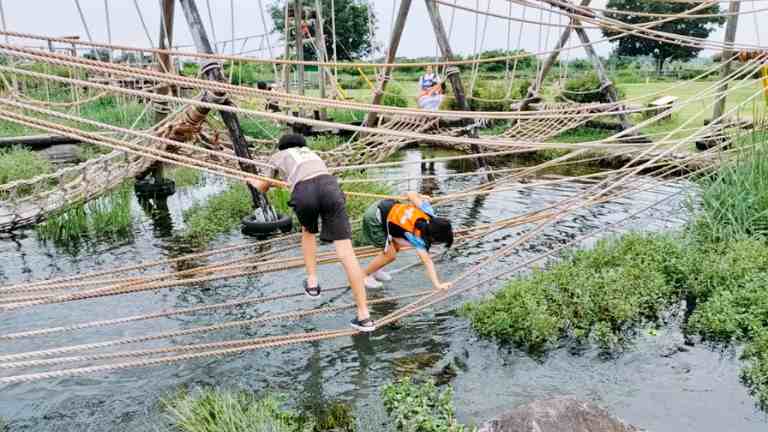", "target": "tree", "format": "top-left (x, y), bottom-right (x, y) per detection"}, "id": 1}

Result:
top-left (270, 0), bottom-right (377, 61)
top-left (601, 0), bottom-right (725, 75)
